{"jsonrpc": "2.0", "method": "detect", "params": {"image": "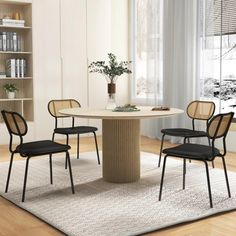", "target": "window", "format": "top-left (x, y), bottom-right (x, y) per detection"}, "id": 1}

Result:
top-left (200, 0), bottom-right (236, 119)
top-left (131, 0), bottom-right (163, 104)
